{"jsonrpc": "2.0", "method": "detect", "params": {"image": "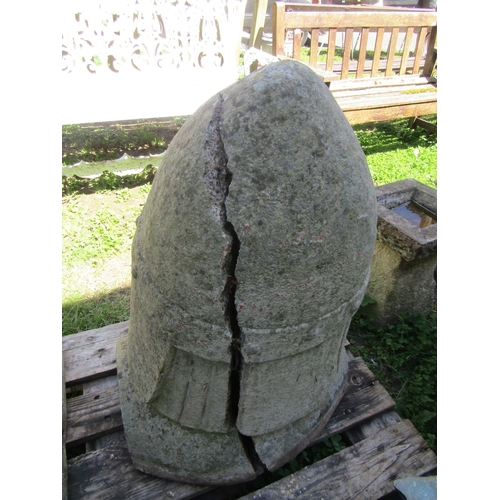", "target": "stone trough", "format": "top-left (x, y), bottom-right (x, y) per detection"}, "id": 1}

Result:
top-left (366, 178), bottom-right (437, 325)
